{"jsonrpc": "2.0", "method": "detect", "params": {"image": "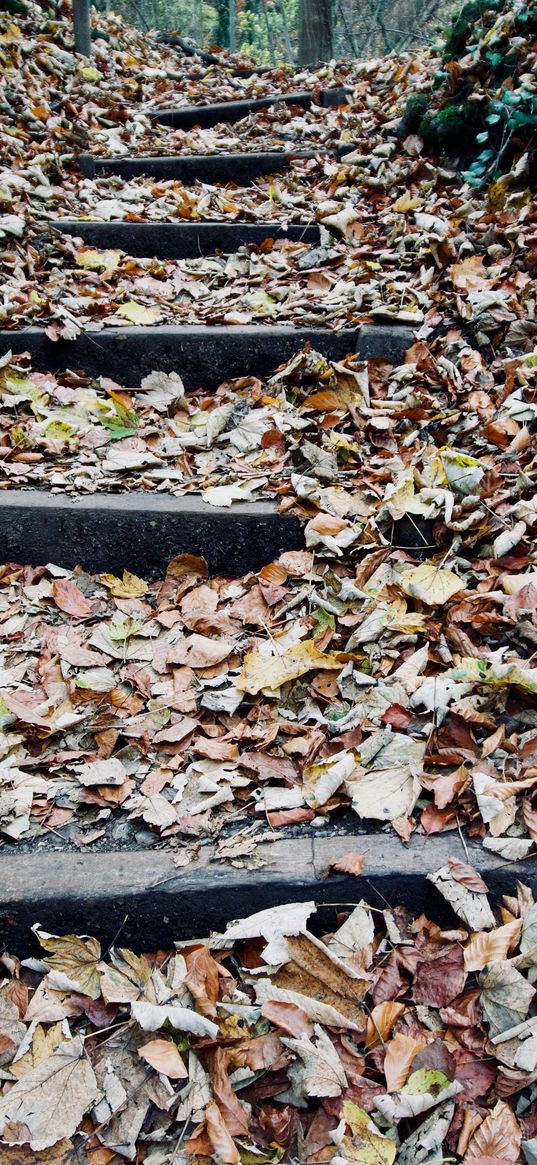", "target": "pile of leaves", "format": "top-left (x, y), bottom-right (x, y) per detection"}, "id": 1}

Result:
top-left (399, 0), bottom-right (537, 187)
top-left (2, 871), bottom-right (537, 1161)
